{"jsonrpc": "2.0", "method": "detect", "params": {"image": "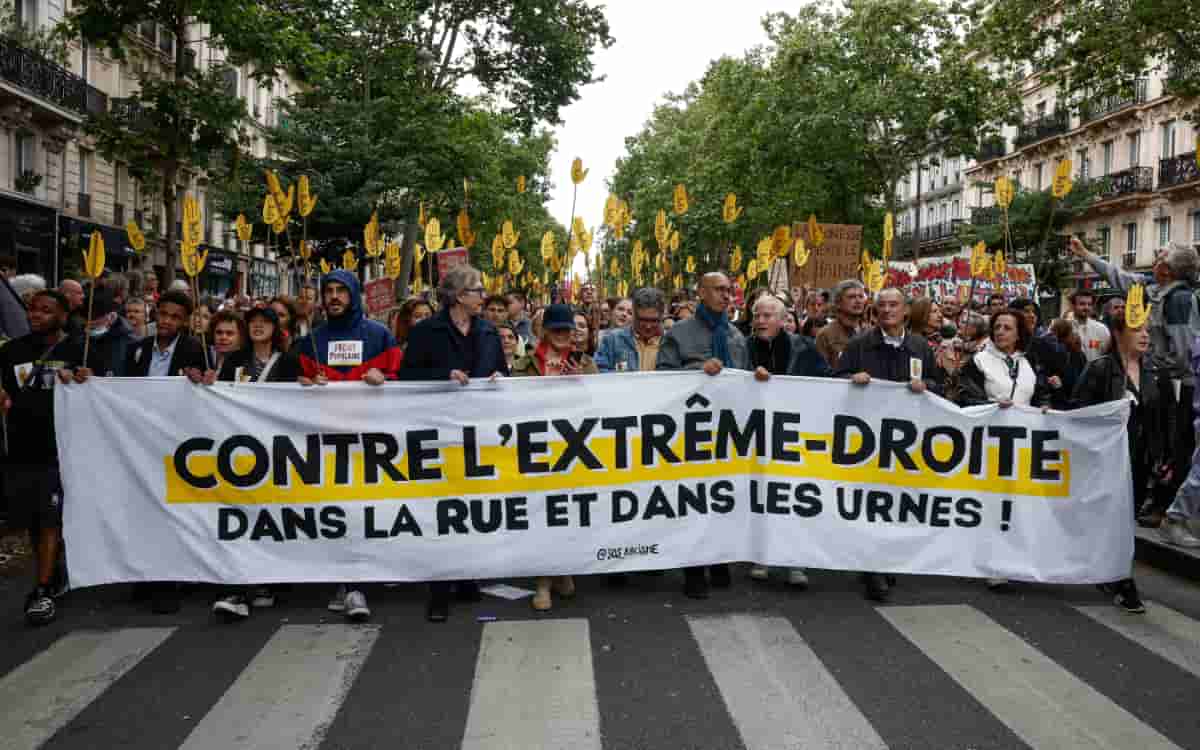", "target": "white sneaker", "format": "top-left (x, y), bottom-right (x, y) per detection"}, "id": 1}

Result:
top-left (345, 589), bottom-right (370, 621)
top-left (213, 594), bottom-right (249, 620)
top-left (1158, 519), bottom-right (1200, 548)
top-left (749, 565), bottom-right (769, 580)
top-left (787, 568), bottom-right (809, 588)
top-left (251, 587), bottom-right (276, 608)
top-left (327, 584), bottom-right (348, 612)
